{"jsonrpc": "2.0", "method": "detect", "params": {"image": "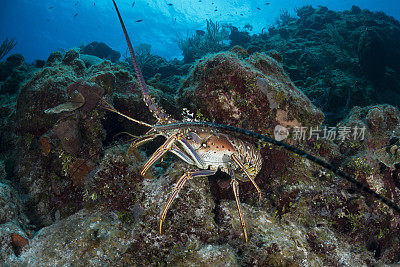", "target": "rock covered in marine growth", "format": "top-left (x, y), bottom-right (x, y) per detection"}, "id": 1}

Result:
top-left (11, 48), bottom-right (154, 230)
top-left (14, 146), bottom-right (228, 265)
top-left (0, 181), bottom-right (29, 227)
top-left (178, 51), bottom-right (324, 134)
top-left (330, 105), bottom-right (400, 261)
top-left (80, 41), bottom-right (121, 63)
top-left (0, 54), bottom-right (30, 95)
top-left (0, 160), bottom-right (30, 263)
